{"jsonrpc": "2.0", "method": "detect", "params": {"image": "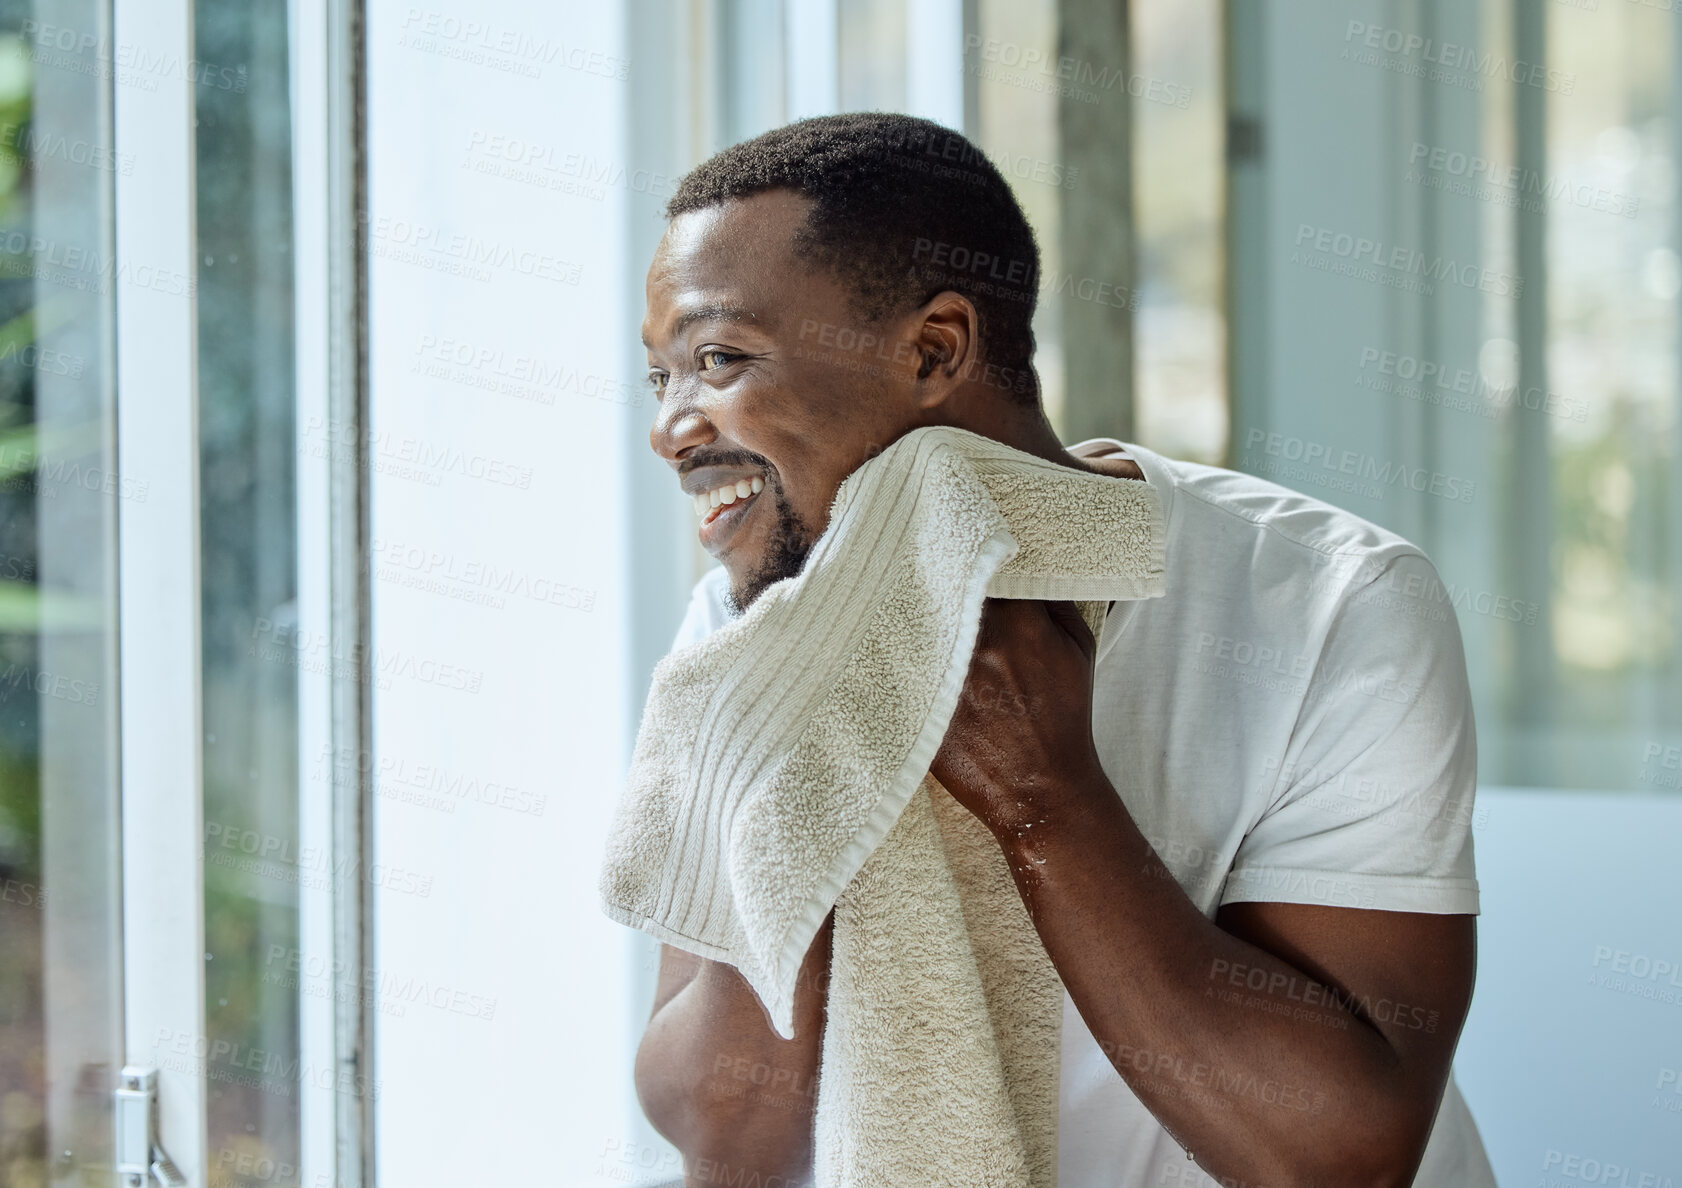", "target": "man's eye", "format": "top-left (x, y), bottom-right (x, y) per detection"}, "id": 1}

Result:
top-left (697, 348), bottom-right (737, 371)
top-left (647, 370), bottom-right (668, 396)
